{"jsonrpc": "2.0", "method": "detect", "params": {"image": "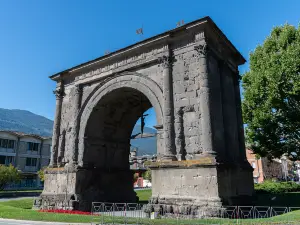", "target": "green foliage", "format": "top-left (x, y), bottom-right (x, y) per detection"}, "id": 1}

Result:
top-left (255, 180), bottom-right (300, 194)
top-left (133, 173), bottom-right (139, 183)
top-left (143, 161), bottom-right (152, 166)
top-left (142, 169), bottom-right (152, 182)
top-left (242, 24), bottom-right (300, 159)
top-left (0, 164), bottom-right (20, 191)
top-left (38, 167), bottom-right (47, 182)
